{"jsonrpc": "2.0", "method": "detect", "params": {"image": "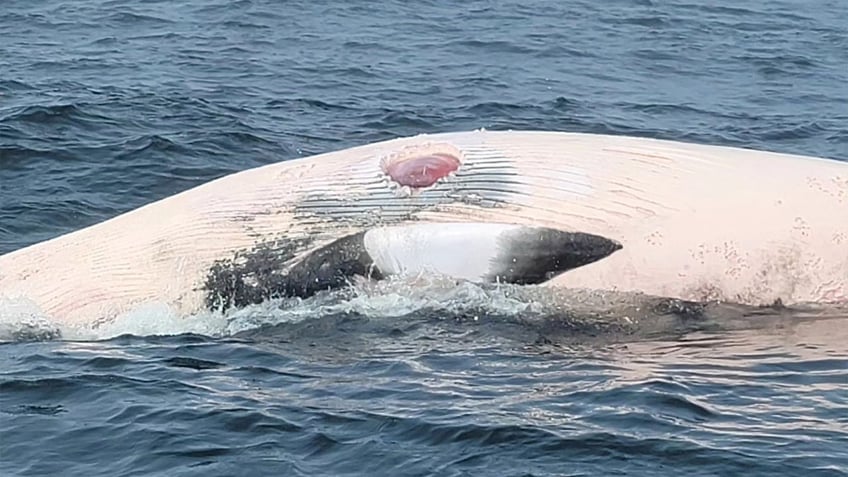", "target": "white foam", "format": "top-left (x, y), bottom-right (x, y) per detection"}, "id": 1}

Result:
top-left (0, 297), bottom-right (62, 341)
top-left (0, 274), bottom-right (603, 342)
top-left (72, 302), bottom-right (230, 341)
